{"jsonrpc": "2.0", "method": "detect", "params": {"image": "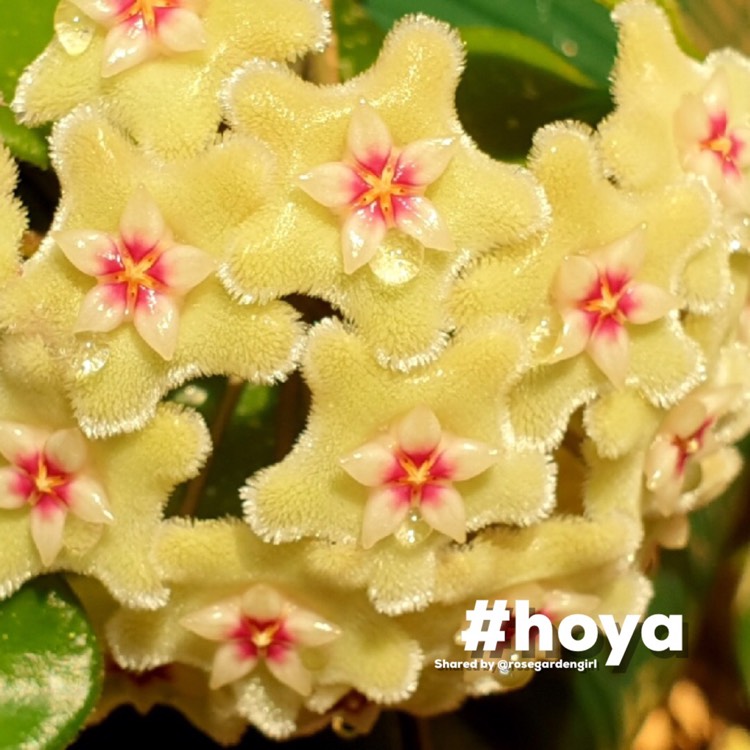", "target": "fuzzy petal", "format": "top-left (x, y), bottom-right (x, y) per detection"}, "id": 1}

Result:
top-left (209, 642), bottom-right (256, 690)
top-left (392, 195), bottom-right (454, 251)
top-left (361, 486), bottom-right (410, 549)
top-left (265, 649), bottom-right (313, 696)
top-left (298, 163), bottom-right (366, 208)
top-left (419, 484), bottom-right (466, 542)
top-left (133, 289), bottom-right (179, 360)
top-left (30, 500), bottom-right (67, 566)
top-left (341, 203), bottom-right (387, 274)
